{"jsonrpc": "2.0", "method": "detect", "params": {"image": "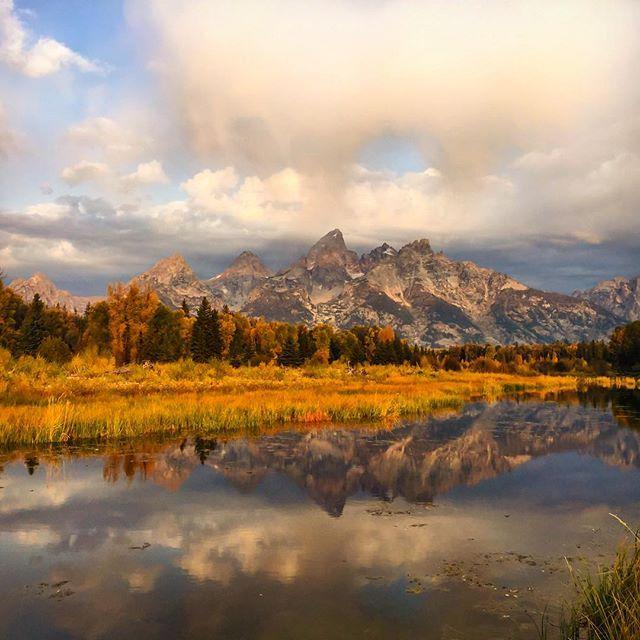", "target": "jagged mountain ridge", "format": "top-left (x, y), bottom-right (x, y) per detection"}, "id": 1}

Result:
top-left (8, 272), bottom-right (103, 312)
top-left (130, 253), bottom-right (225, 311)
top-left (6, 229), bottom-right (622, 345)
top-left (575, 275), bottom-right (640, 323)
top-left (228, 229), bottom-right (617, 345)
top-left (207, 251), bottom-right (273, 309)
